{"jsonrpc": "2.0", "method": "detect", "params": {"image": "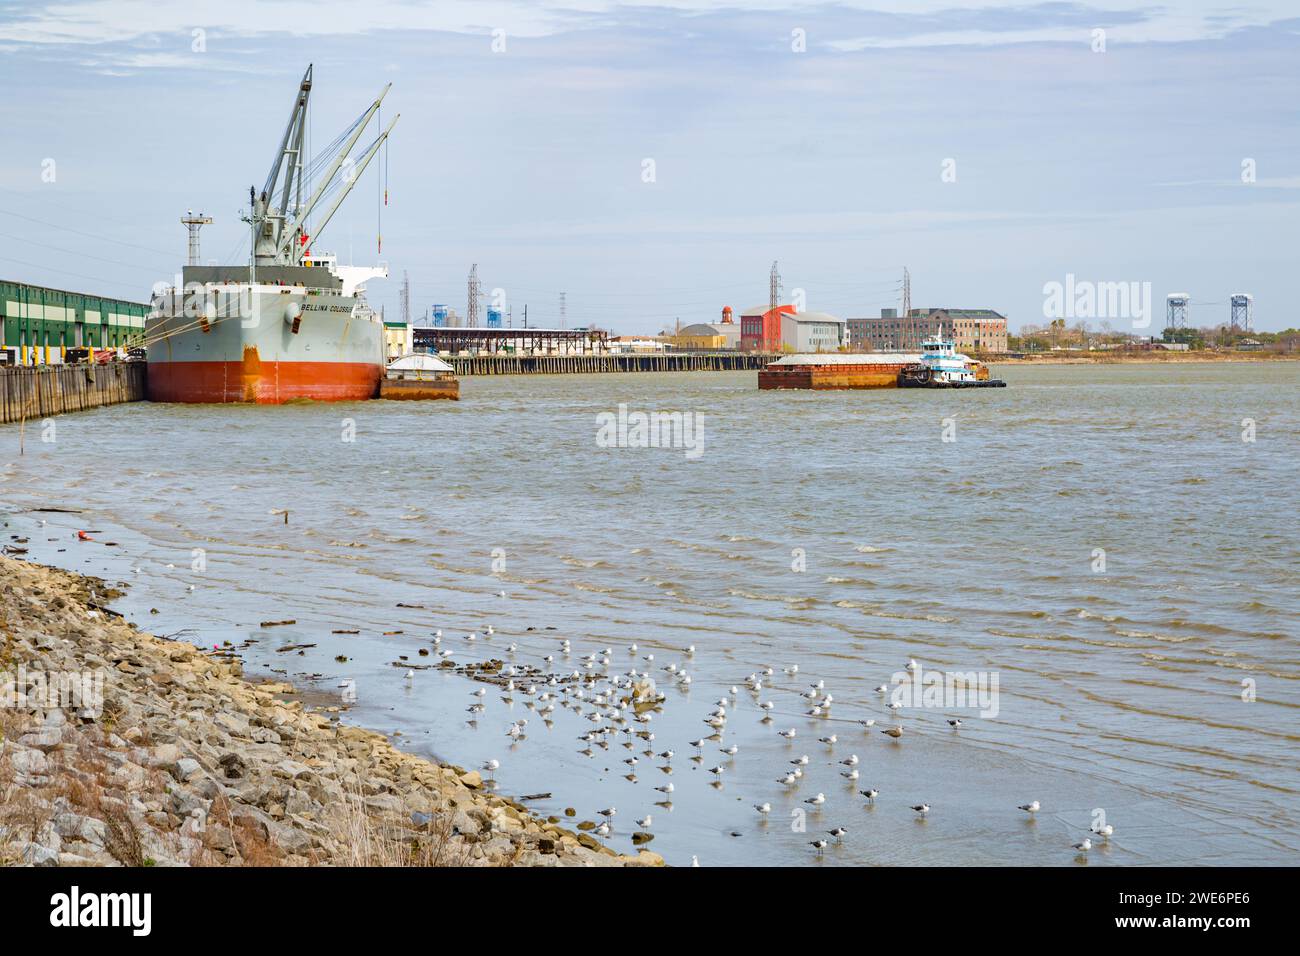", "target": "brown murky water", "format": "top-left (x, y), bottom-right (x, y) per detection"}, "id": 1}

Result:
top-left (3, 361), bottom-right (1297, 866)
